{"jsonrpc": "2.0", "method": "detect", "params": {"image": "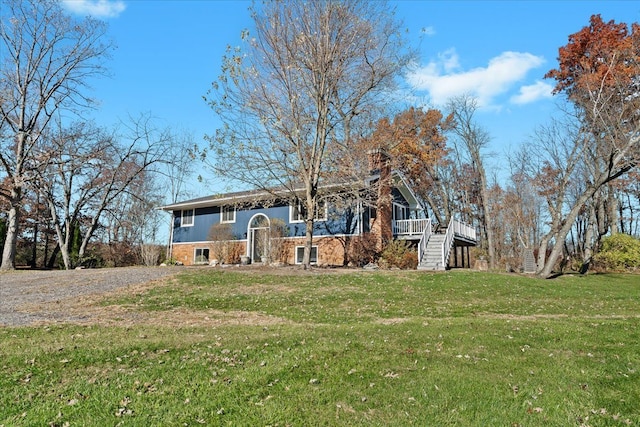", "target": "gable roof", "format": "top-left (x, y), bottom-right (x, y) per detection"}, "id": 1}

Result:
top-left (160, 170), bottom-right (423, 211)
